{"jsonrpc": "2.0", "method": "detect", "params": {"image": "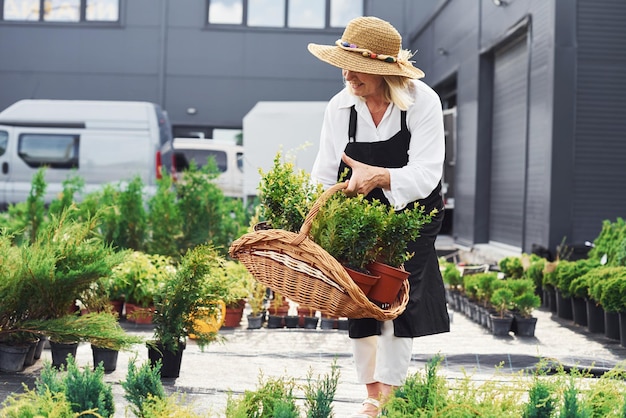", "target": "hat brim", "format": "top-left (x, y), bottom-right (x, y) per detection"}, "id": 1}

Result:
top-left (308, 43), bottom-right (424, 79)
